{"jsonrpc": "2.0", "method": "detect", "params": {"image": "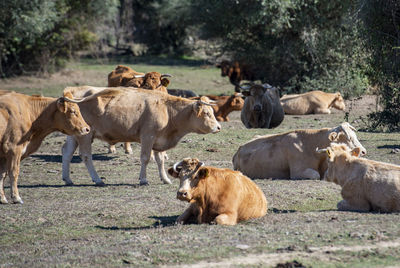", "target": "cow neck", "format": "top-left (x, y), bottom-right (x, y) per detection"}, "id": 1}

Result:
top-left (193, 171), bottom-right (221, 209)
top-left (166, 98), bottom-right (194, 134)
top-left (331, 154), bottom-right (353, 186)
top-left (217, 96), bottom-right (235, 116)
top-left (327, 94), bottom-right (337, 108)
